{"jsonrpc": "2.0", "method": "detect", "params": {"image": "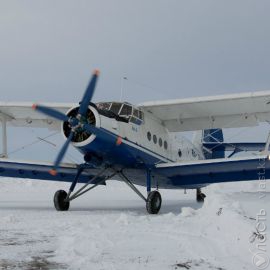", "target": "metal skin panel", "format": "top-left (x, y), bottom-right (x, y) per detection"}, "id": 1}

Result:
top-left (73, 108), bottom-right (202, 168)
